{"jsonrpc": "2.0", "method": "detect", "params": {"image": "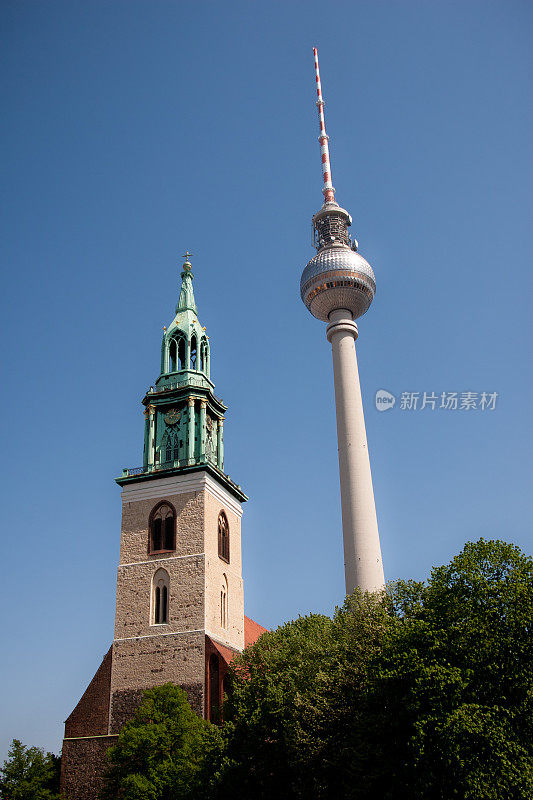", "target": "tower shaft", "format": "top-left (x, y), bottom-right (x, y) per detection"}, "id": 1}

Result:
top-left (327, 310), bottom-right (385, 593)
